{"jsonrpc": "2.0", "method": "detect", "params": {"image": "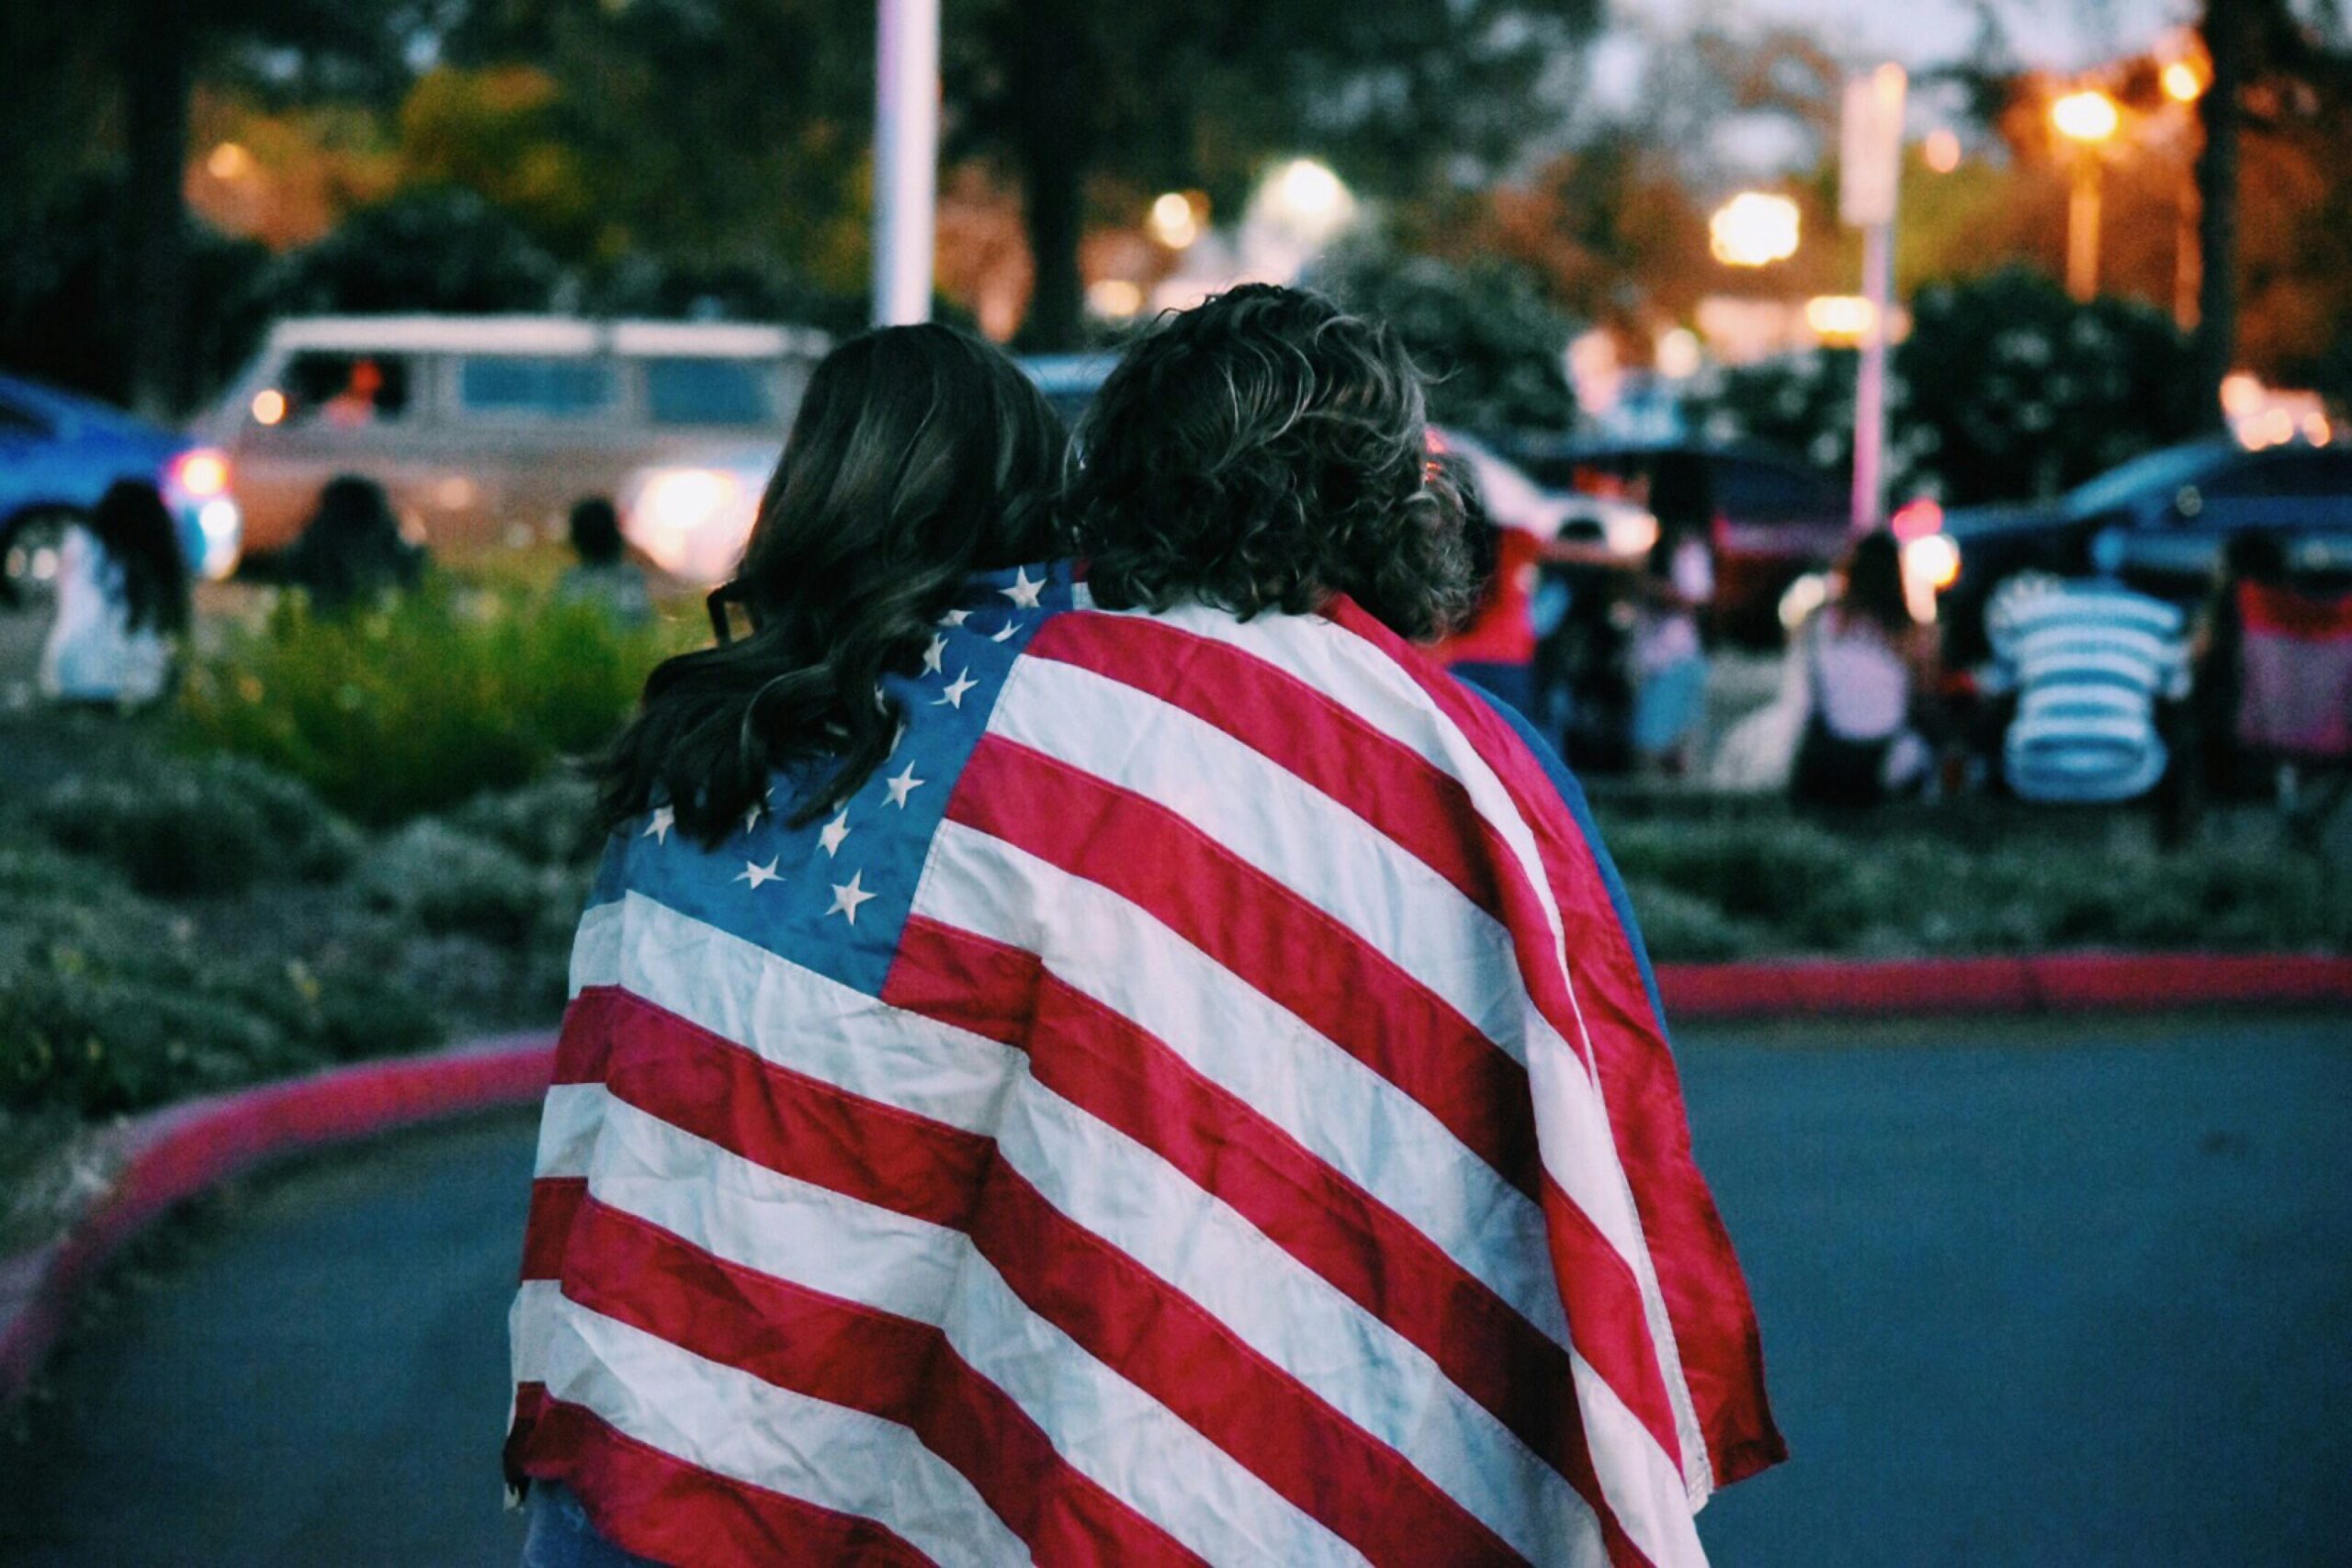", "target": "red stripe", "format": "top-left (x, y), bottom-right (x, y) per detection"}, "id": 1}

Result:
top-left (944, 734), bottom-right (1543, 1197)
top-left (563, 987), bottom-right (1525, 1566)
top-left (506, 1384), bottom-right (935, 1568)
top-left (1026, 612), bottom-right (1506, 917)
top-left (888, 916), bottom-right (1648, 1564)
top-left (519, 1176), bottom-right (587, 1281)
top-left (1023, 611), bottom-right (1589, 1065)
top-left (540, 1190), bottom-right (1206, 1567)
top-left (1324, 597), bottom-right (1784, 1486)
